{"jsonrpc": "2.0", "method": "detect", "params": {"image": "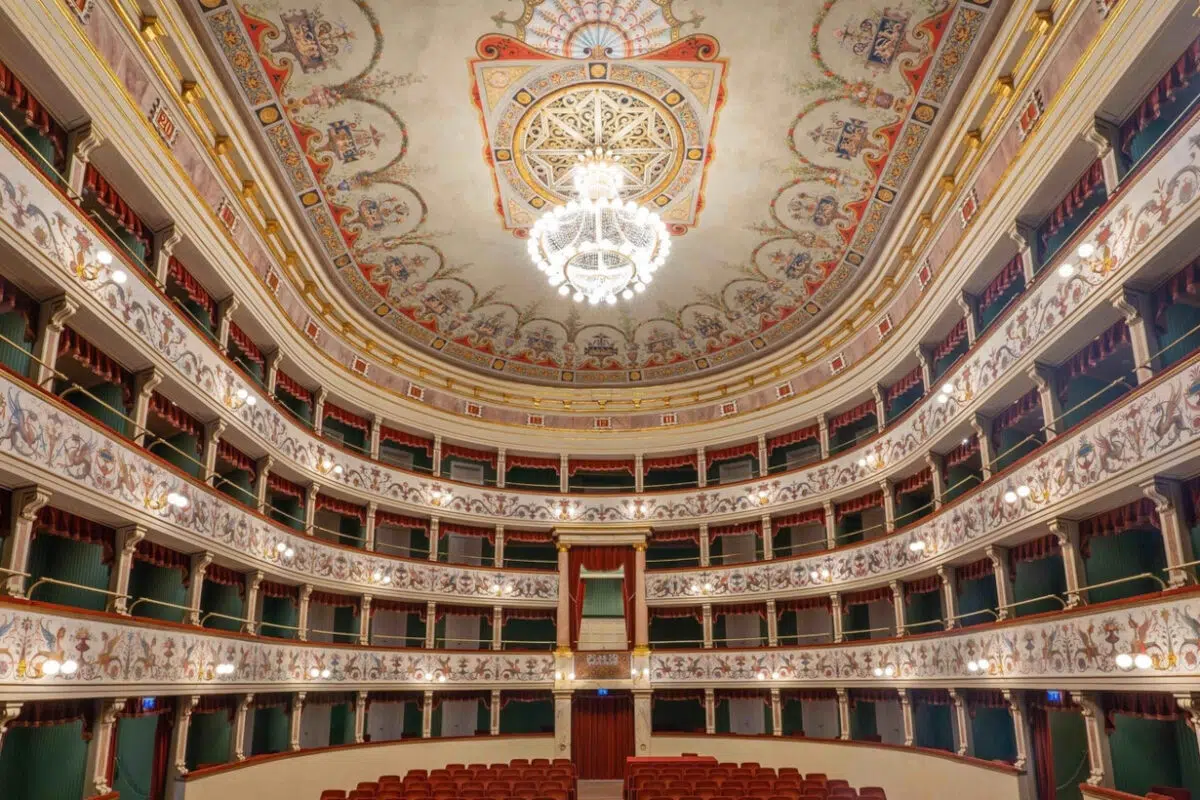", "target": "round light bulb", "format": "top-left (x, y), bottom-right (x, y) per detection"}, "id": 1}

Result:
top-left (1058, 263), bottom-right (1076, 278)
top-left (703, 582), bottom-right (713, 593)
top-left (1016, 485), bottom-right (1031, 498)
top-left (167, 492), bottom-right (189, 509)
top-left (43, 659), bottom-right (61, 676)
top-left (1003, 490), bottom-right (1018, 504)
top-left (246, 396), bottom-right (257, 406)
top-left (857, 458), bottom-right (868, 468)
top-left (1115, 653), bottom-right (1134, 669)
top-left (284, 547), bottom-right (295, 558)
top-left (112, 270), bottom-right (128, 285)
top-left (61, 659), bottom-right (78, 675)
top-left (275, 542), bottom-right (287, 553)
top-left (873, 667), bottom-right (884, 677)
top-left (809, 571), bottom-right (820, 581)
top-left (567, 672), bottom-right (576, 681)
top-left (309, 667), bottom-right (320, 678)
top-left (941, 383), bottom-right (955, 395)
top-left (967, 661), bottom-right (979, 673)
top-left (1077, 243), bottom-right (1096, 259)
top-left (1133, 653), bottom-right (1152, 670)
top-left (976, 658), bottom-right (989, 670)
top-left (937, 394), bottom-right (949, 404)
top-left (322, 669), bottom-right (332, 679)
top-left (757, 672), bottom-right (766, 681)
top-left (236, 388), bottom-right (249, 400)
top-left (884, 665), bottom-right (895, 677)
top-left (96, 250), bottom-right (114, 265)
top-left (382, 575), bottom-right (391, 585)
